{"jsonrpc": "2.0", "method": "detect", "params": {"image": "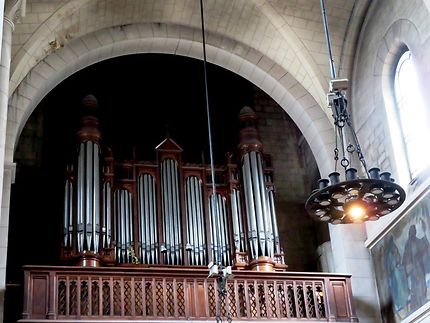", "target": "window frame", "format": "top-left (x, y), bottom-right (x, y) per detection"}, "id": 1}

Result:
top-left (389, 46), bottom-right (427, 183)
